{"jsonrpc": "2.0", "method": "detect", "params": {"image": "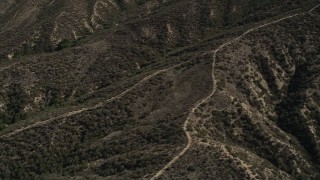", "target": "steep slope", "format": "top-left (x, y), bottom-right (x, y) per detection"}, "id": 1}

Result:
top-left (0, 0), bottom-right (315, 58)
top-left (0, 54), bottom-right (213, 179)
top-left (161, 6), bottom-right (320, 180)
top-left (0, 0), bottom-right (320, 179)
top-left (0, 0), bottom-right (317, 128)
